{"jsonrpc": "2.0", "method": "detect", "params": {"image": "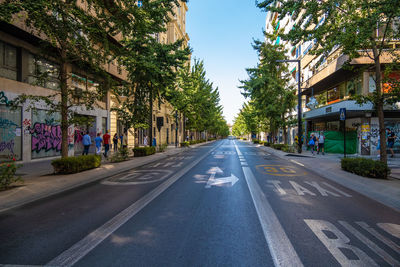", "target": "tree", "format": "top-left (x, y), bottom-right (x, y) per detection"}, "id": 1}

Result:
top-left (257, 0), bottom-right (400, 162)
top-left (167, 59), bottom-right (228, 139)
top-left (111, 0), bottom-right (190, 145)
top-left (0, 0), bottom-right (135, 158)
top-left (240, 40), bottom-right (296, 144)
